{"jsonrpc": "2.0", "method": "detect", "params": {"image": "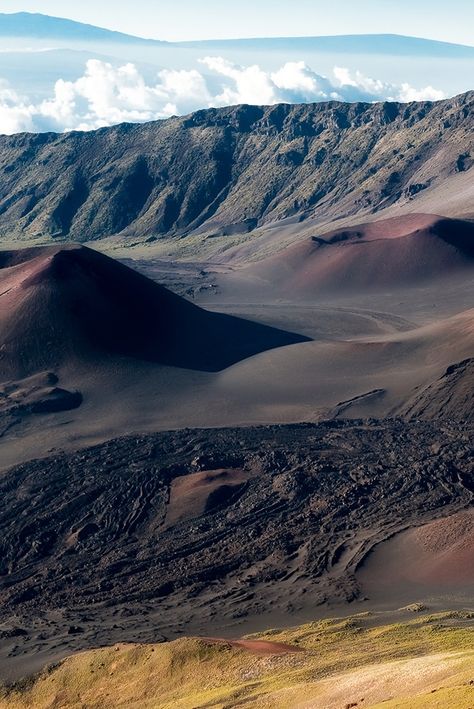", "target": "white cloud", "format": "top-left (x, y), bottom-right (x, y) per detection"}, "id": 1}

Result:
top-left (271, 61), bottom-right (340, 102)
top-left (0, 80), bottom-right (36, 134)
top-left (0, 58), bottom-right (445, 135)
top-left (396, 83), bottom-right (445, 102)
top-left (37, 60), bottom-right (212, 131)
top-left (333, 66), bottom-right (444, 102)
top-left (200, 57), bottom-right (277, 105)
